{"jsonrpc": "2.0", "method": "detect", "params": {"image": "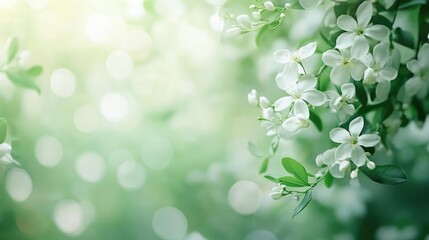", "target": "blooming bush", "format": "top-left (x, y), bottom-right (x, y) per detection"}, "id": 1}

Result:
top-left (227, 0), bottom-right (429, 217)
